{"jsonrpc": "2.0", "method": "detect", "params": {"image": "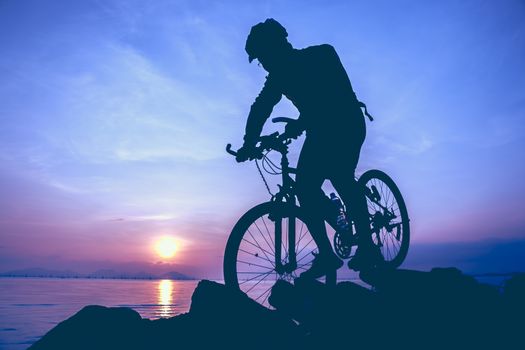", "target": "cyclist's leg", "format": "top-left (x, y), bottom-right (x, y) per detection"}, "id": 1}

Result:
top-left (330, 133), bottom-right (381, 269)
top-left (332, 174), bottom-right (372, 247)
top-left (296, 138), bottom-right (342, 277)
